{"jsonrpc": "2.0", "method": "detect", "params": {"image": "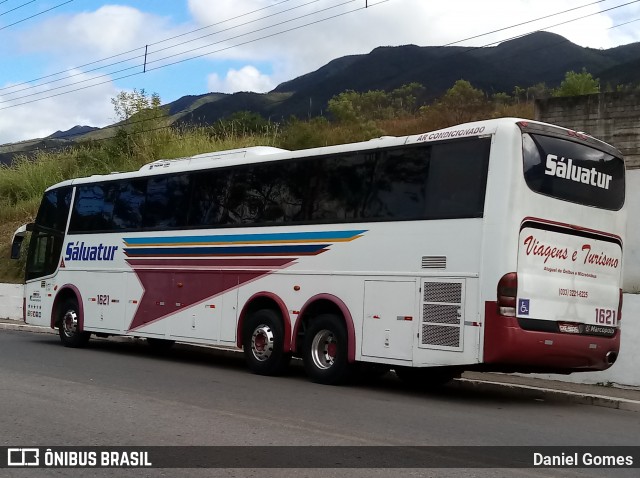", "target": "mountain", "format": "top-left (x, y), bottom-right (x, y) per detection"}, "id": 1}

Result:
top-left (175, 31), bottom-right (633, 124)
top-left (47, 125), bottom-right (99, 140)
top-left (4, 31), bottom-right (640, 162)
